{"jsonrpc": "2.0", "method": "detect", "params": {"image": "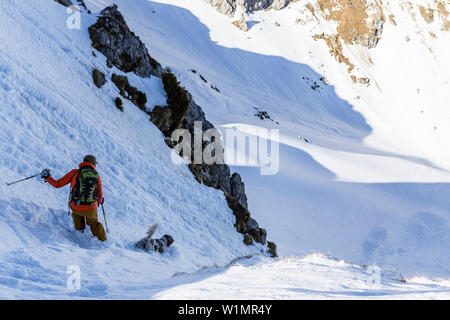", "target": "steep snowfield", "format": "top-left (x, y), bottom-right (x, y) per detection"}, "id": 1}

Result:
top-left (0, 0), bottom-right (449, 299)
top-left (84, 0), bottom-right (450, 278)
top-left (0, 0), bottom-right (260, 299)
top-left (154, 254), bottom-right (450, 300)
